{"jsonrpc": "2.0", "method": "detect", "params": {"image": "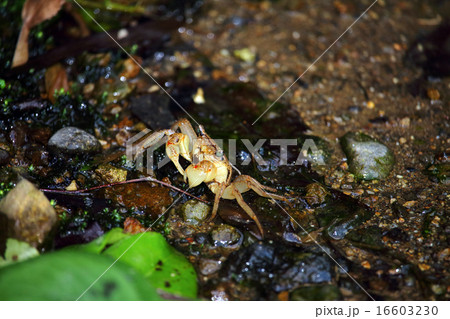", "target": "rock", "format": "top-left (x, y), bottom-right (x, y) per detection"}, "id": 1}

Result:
top-left (24, 144), bottom-right (49, 166)
top-left (102, 79), bottom-right (134, 104)
top-left (221, 242), bottom-right (334, 293)
top-left (0, 149), bottom-right (10, 166)
top-left (103, 184), bottom-right (172, 218)
top-left (95, 163), bottom-right (127, 183)
top-left (340, 132), bottom-right (394, 180)
top-left (0, 179), bottom-right (57, 248)
top-left (273, 254), bottom-right (333, 292)
top-left (315, 196), bottom-right (373, 241)
top-left (305, 183), bottom-right (329, 205)
top-left (233, 48), bottom-right (256, 63)
top-left (65, 180), bottom-right (77, 191)
top-left (346, 226), bottom-right (385, 250)
top-left (130, 94), bottom-right (175, 130)
top-left (8, 123), bottom-right (27, 148)
top-left (123, 217), bottom-right (146, 235)
top-left (297, 135), bottom-right (332, 166)
top-left (194, 233), bottom-right (209, 244)
top-left (48, 127), bottom-right (101, 155)
top-left (180, 200), bottom-right (210, 225)
top-left (425, 163), bottom-right (449, 184)
top-left (198, 258), bottom-right (221, 275)
top-left (211, 224), bottom-right (242, 247)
